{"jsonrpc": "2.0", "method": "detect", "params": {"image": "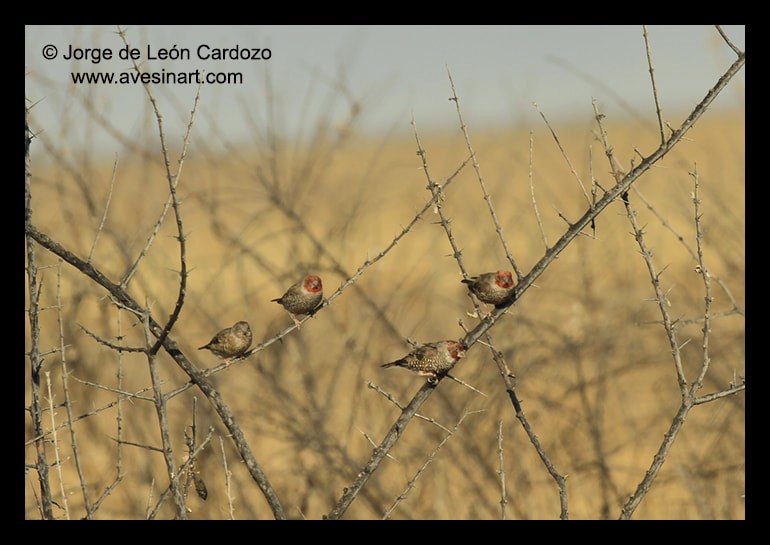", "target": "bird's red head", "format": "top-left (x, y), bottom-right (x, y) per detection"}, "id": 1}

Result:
top-left (450, 340), bottom-right (467, 360)
top-left (304, 275), bottom-right (323, 293)
top-left (495, 270), bottom-right (514, 289)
